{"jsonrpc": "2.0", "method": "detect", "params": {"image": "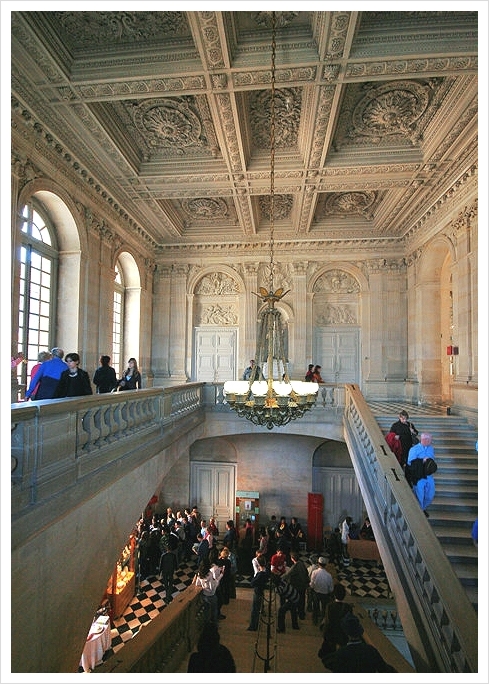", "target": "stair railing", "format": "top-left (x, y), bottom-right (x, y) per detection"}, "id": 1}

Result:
top-left (343, 384), bottom-right (477, 673)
